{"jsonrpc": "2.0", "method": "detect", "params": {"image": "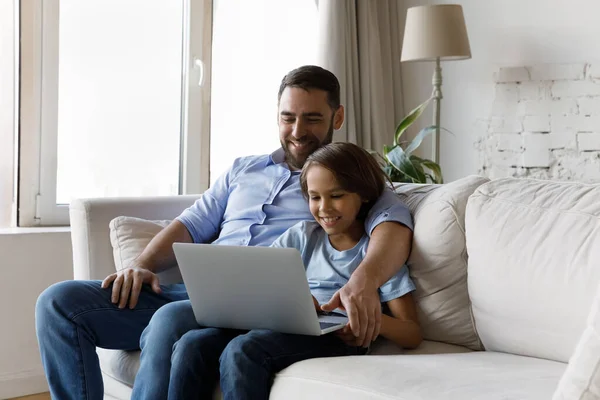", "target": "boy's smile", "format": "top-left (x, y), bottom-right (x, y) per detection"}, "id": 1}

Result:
top-left (305, 164), bottom-right (365, 251)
